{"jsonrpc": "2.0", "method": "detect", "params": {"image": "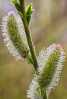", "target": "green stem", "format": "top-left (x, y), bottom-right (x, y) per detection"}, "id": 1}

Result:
top-left (19, 0), bottom-right (38, 70)
top-left (16, 1), bottom-right (48, 99)
top-left (43, 95), bottom-right (47, 99)
top-left (43, 91), bottom-right (47, 99)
